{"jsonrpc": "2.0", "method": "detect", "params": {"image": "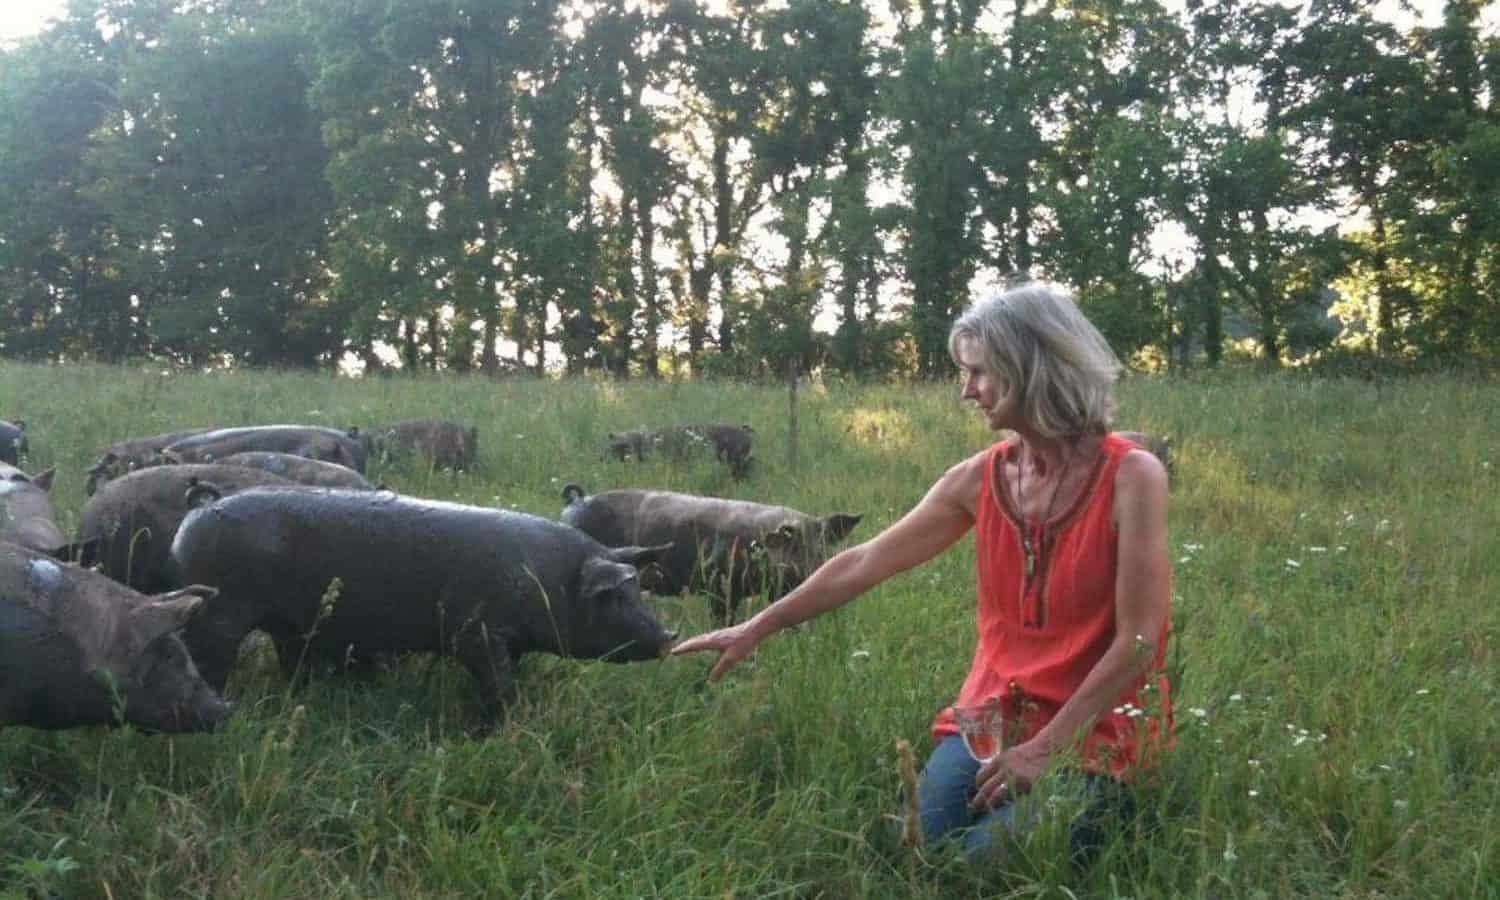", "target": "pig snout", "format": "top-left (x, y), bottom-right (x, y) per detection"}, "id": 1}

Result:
top-left (190, 694), bottom-right (235, 732)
